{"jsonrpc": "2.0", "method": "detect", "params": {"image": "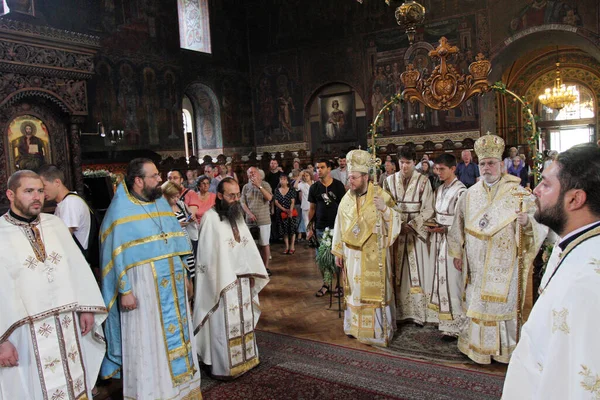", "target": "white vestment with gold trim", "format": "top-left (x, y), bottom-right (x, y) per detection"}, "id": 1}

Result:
top-left (428, 179), bottom-right (466, 336)
top-left (193, 209), bottom-right (269, 378)
top-left (331, 183), bottom-right (401, 347)
top-left (0, 213), bottom-right (107, 400)
top-left (120, 263), bottom-right (201, 399)
top-left (384, 170), bottom-right (435, 324)
top-left (448, 175), bottom-right (546, 364)
top-left (503, 227), bottom-right (600, 399)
